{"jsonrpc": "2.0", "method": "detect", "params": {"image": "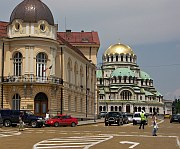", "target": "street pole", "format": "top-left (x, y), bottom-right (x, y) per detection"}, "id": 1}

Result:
top-left (1, 41), bottom-right (4, 108)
